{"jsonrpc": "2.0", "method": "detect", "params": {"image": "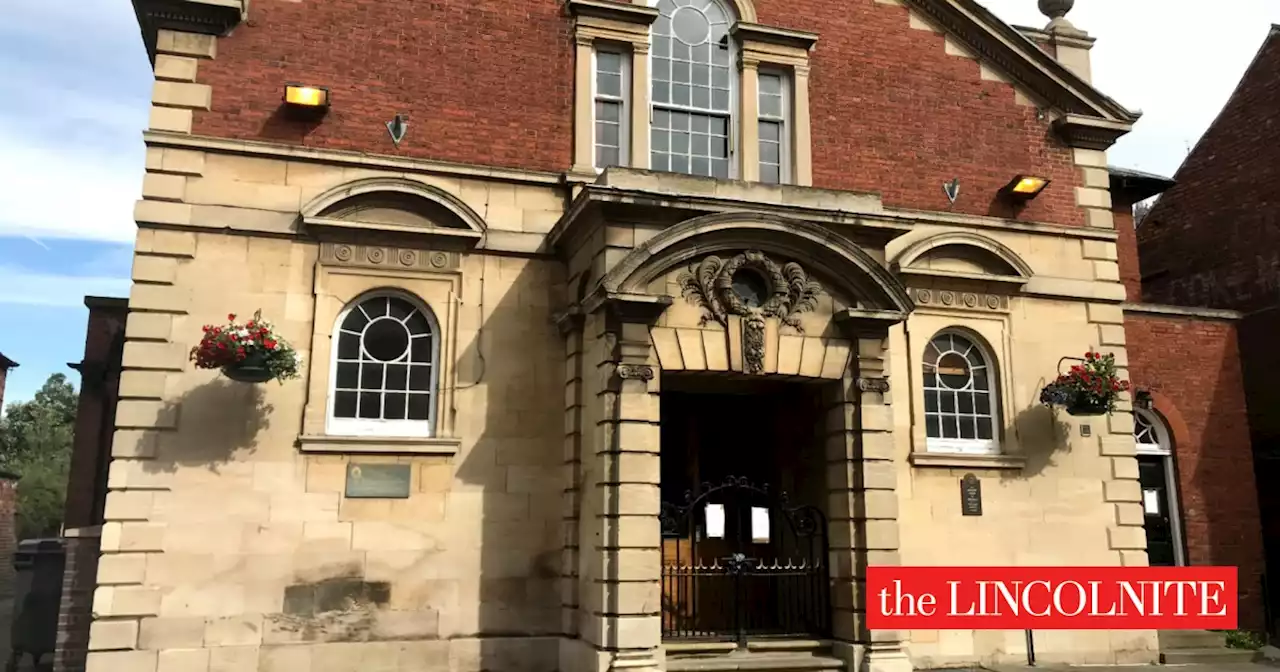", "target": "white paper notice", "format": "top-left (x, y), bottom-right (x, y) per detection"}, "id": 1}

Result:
top-left (1142, 489), bottom-right (1161, 515)
top-left (751, 507), bottom-right (770, 543)
top-left (705, 504), bottom-right (725, 539)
